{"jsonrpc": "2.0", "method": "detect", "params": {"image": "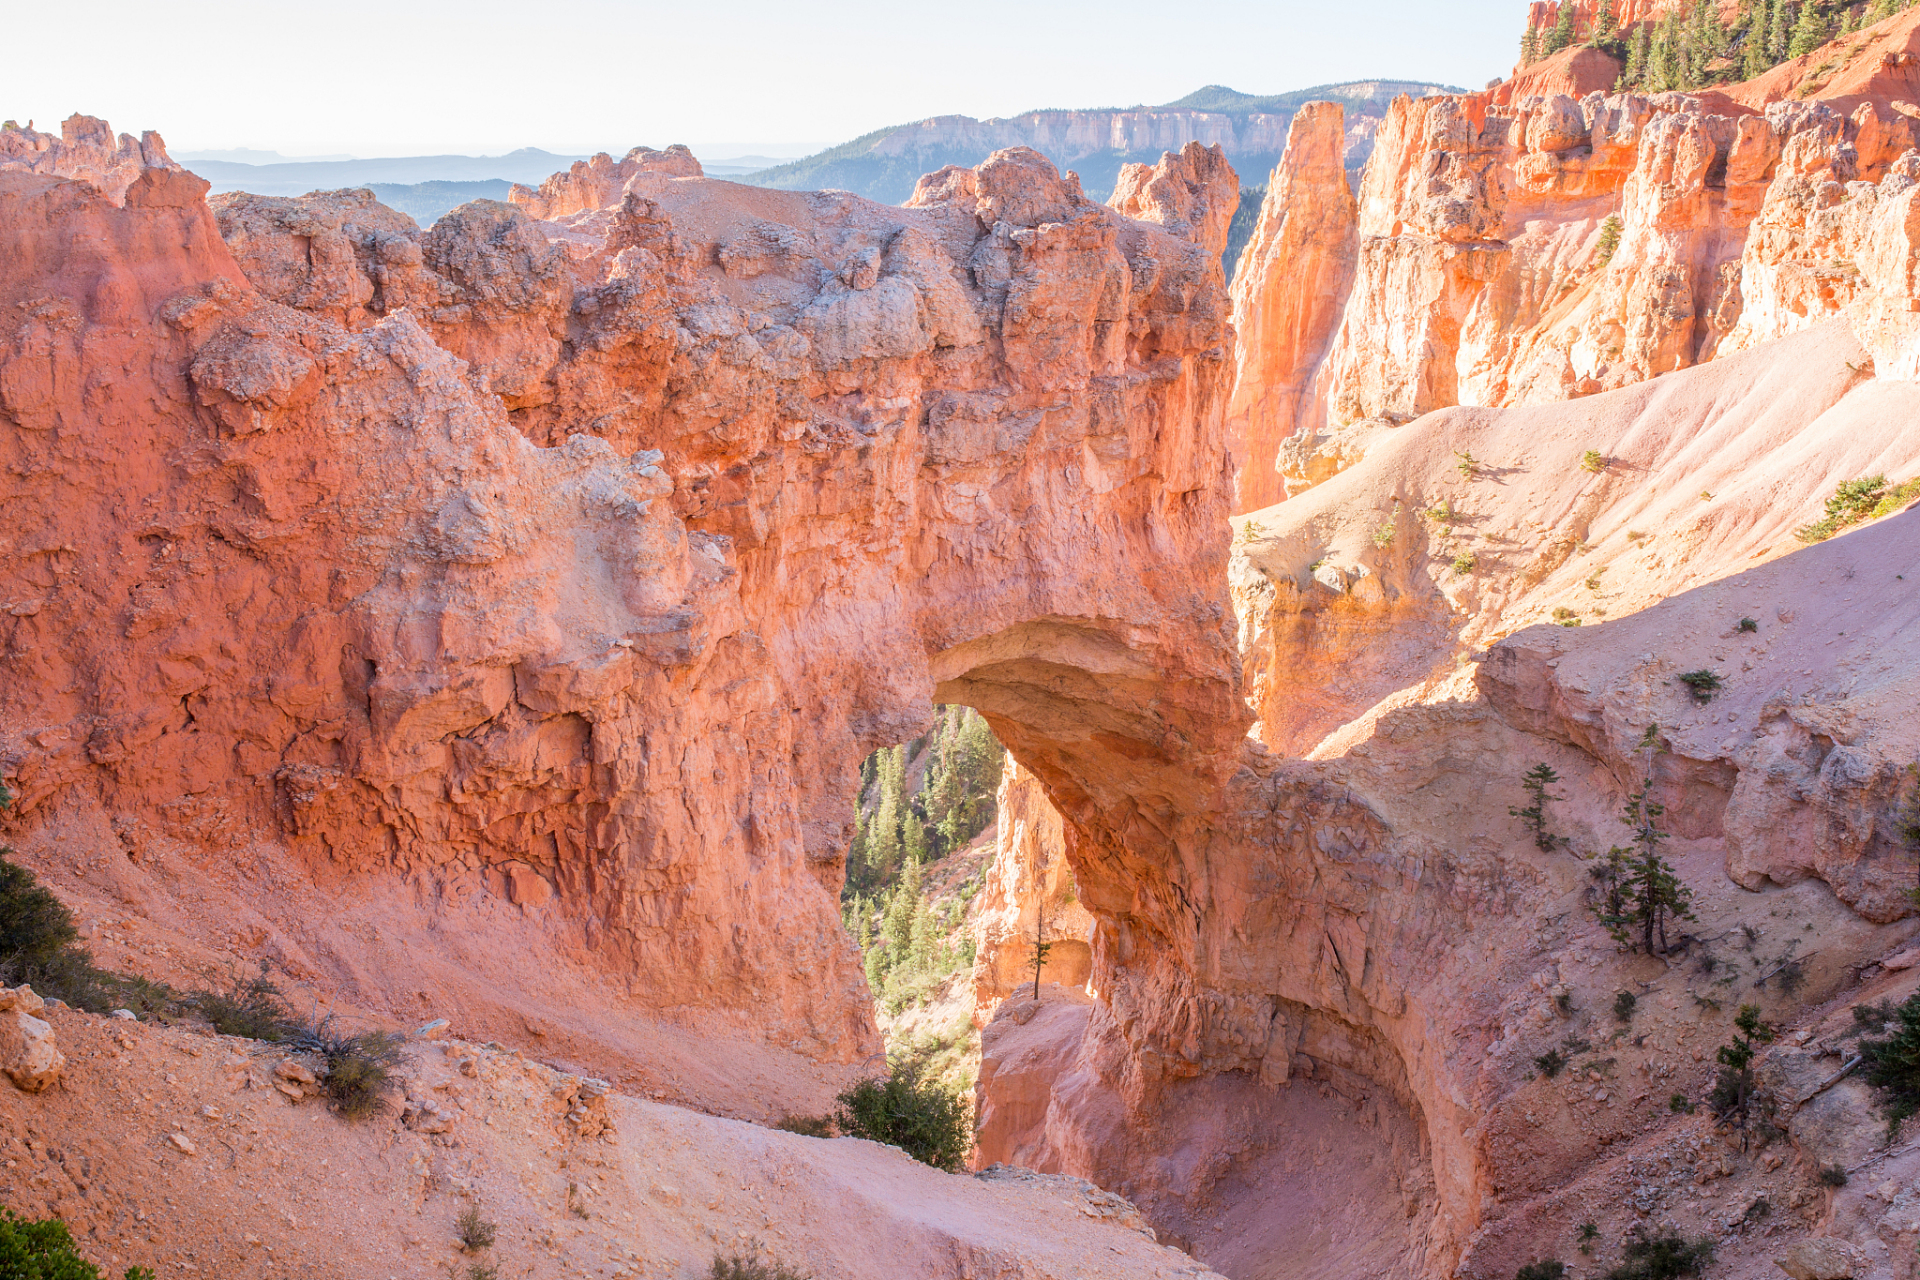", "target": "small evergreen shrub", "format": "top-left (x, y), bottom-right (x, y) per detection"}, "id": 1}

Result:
top-left (1669, 1093), bottom-right (1691, 1113)
top-left (1534, 1048), bottom-right (1569, 1078)
top-left (289, 1018), bottom-right (407, 1120)
top-left (1614, 990), bottom-right (1637, 1022)
top-left (711, 1243), bottom-right (811, 1280)
top-left (1795, 475), bottom-right (1920, 543)
top-left (1818, 1164), bottom-right (1849, 1187)
top-left (456, 1206), bottom-right (496, 1252)
top-left (1451, 552), bottom-right (1477, 577)
top-left (0, 848), bottom-right (175, 1017)
top-left (1552, 606), bottom-right (1582, 627)
top-left (0, 1210), bottom-right (154, 1279)
top-left (1737, 617), bottom-right (1758, 633)
top-left (1594, 217), bottom-right (1622, 267)
top-left (187, 962), bottom-right (296, 1041)
top-left (1856, 990), bottom-right (1920, 1135)
top-left (1454, 449), bottom-right (1481, 479)
top-left (1676, 670), bottom-right (1721, 704)
top-left (834, 1051), bottom-right (972, 1171)
top-left (1604, 1231), bottom-right (1712, 1280)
